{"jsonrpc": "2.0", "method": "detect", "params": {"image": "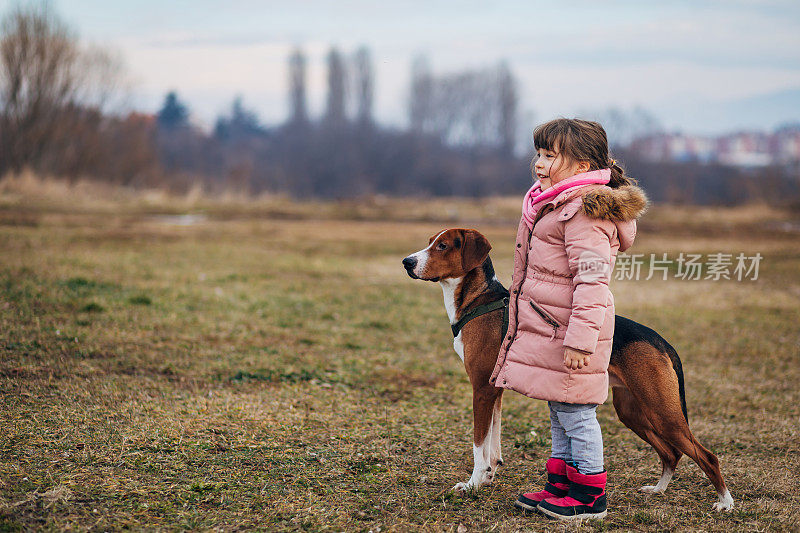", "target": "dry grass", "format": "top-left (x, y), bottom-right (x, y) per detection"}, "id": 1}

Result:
top-left (1, 178), bottom-right (799, 531)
